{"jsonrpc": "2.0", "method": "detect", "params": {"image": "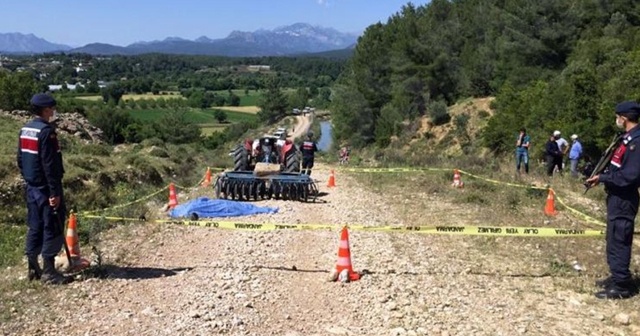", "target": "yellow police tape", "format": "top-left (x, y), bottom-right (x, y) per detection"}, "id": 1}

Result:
top-left (341, 166), bottom-right (609, 227)
top-left (554, 194), bottom-right (606, 227)
top-left (77, 214), bottom-right (604, 237)
top-left (77, 165), bottom-right (608, 235)
top-left (80, 167), bottom-right (221, 215)
top-left (340, 167), bottom-right (449, 173)
top-left (80, 185), bottom-right (169, 216)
